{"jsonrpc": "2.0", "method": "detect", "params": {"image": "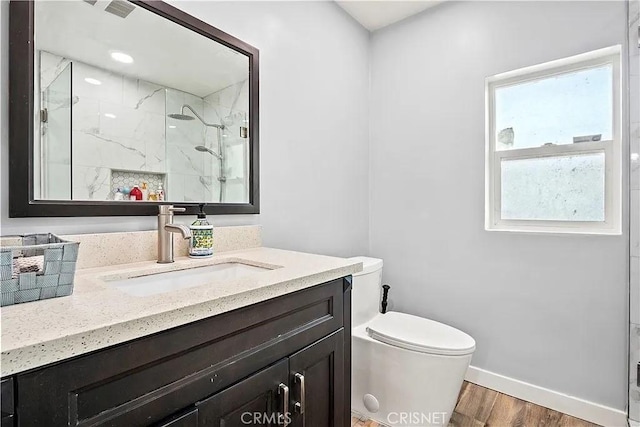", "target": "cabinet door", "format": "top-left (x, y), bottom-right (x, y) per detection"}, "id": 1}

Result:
top-left (1, 378), bottom-right (14, 427)
top-left (197, 359), bottom-right (289, 427)
top-left (289, 329), bottom-right (345, 427)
